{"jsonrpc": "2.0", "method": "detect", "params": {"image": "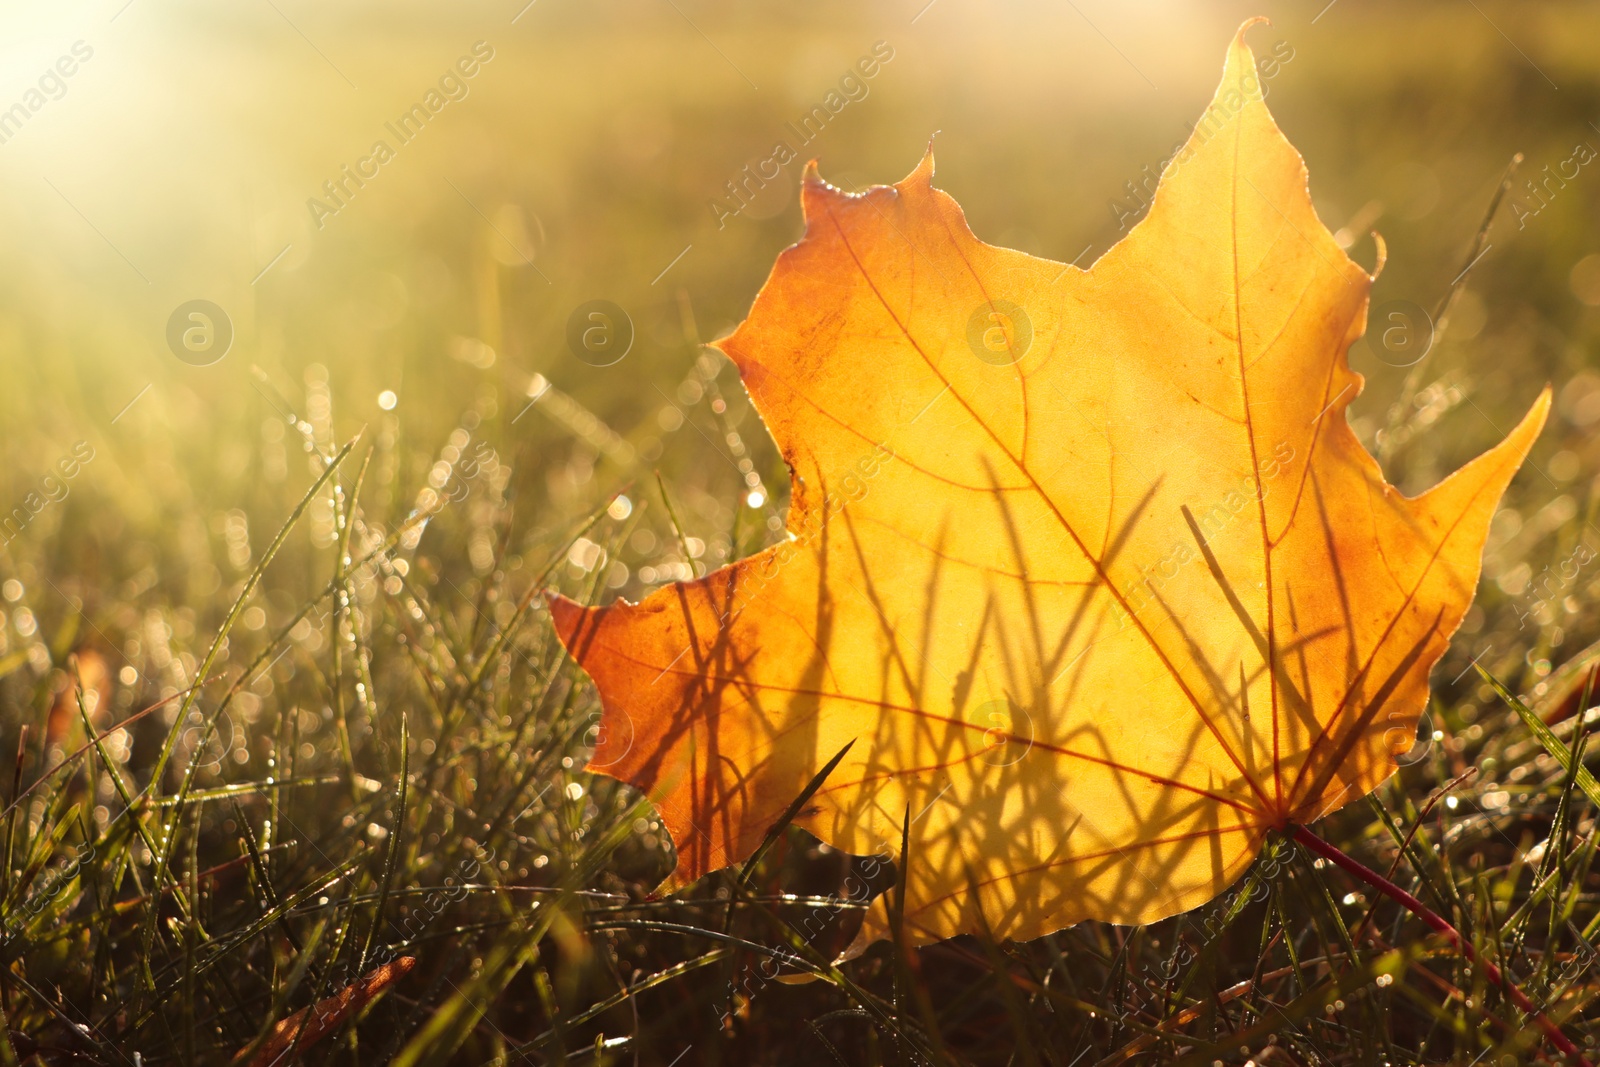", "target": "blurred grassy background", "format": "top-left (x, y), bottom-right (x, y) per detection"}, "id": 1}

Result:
top-left (1, 0), bottom-right (1597, 607)
top-left (2, 0), bottom-right (1600, 1063)
top-left (0, 0), bottom-right (1598, 632)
